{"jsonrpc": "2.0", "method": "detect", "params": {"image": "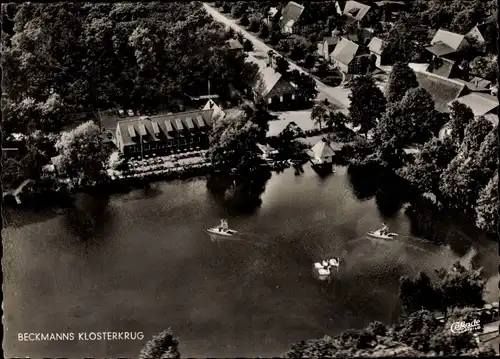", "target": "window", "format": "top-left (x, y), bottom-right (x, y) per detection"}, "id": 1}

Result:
top-left (292, 94), bottom-right (295, 100)
top-left (280, 95), bottom-right (283, 102)
top-left (268, 97), bottom-right (272, 104)
top-left (168, 140), bottom-right (173, 147)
